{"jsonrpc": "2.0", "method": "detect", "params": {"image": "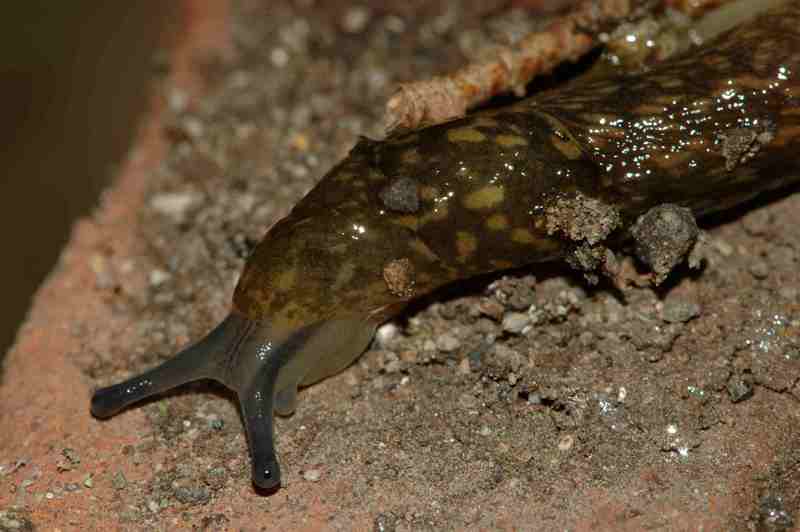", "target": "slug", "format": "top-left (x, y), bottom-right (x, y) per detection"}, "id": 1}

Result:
top-left (91, 1), bottom-right (800, 491)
